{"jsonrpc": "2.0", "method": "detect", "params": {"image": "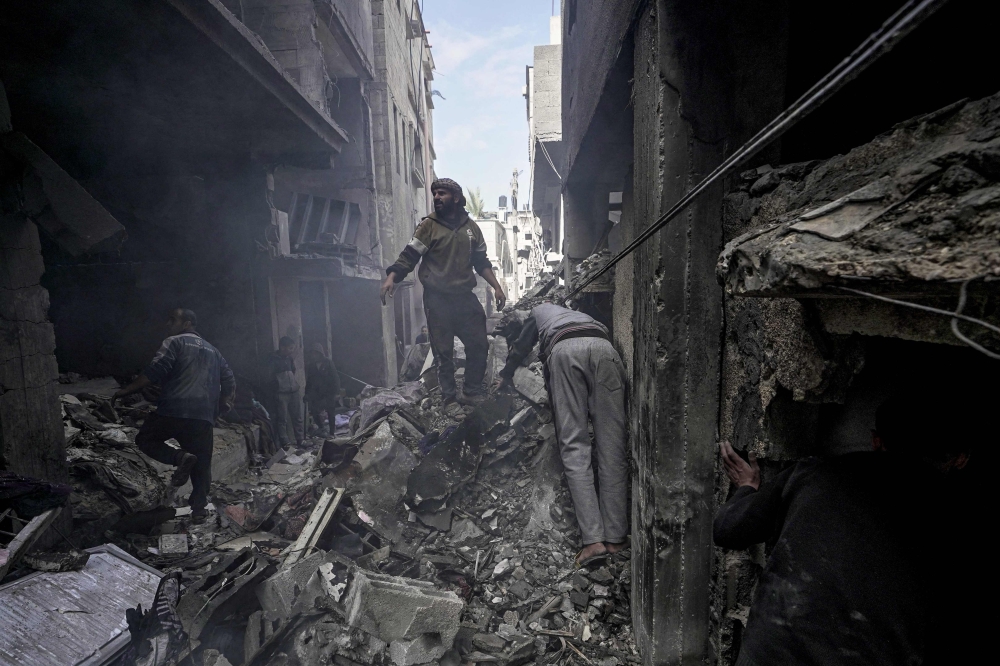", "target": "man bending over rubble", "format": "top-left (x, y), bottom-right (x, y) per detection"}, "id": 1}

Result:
top-left (499, 303), bottom-right (628, 567)
top-left (381, 178), bottom-right (506, 407)
top-left (113, 308), bottom-right (235, 522)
